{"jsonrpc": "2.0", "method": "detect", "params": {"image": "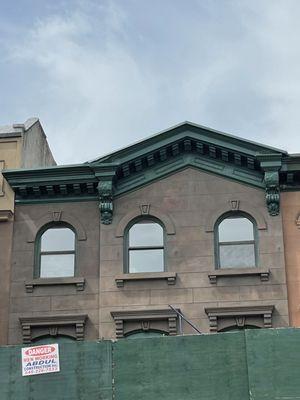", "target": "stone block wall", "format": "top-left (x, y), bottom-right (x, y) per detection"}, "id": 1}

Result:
top-left (8, 168), bottom-right (289, 343)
